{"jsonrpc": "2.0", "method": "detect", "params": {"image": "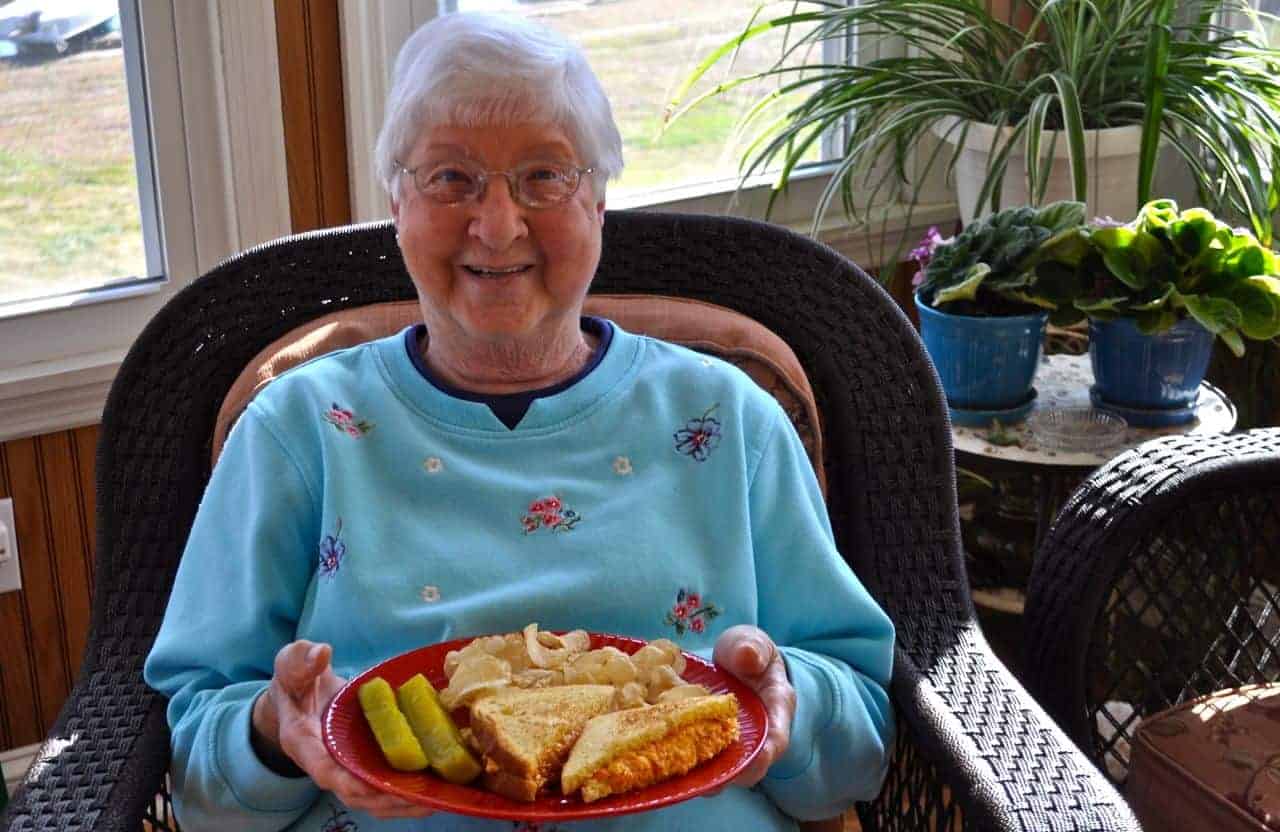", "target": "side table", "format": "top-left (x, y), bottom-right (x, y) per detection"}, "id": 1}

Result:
top-left (955, 353), bottom-right (1237, 615)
